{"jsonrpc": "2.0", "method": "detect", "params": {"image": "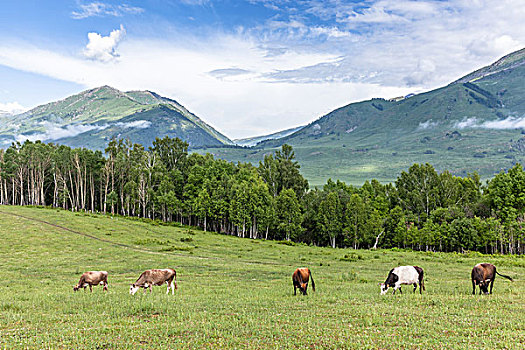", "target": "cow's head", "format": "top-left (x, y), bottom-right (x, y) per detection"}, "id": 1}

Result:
top-left (480, 279), bottom-right (490, 294)
top-left (379, 283), bottom-right (389, 295)
top-left (73, 285), bottom-right (79, 292)
top-left (129, 284), bottom-right (139, 295)
top-left (298, 282), bottom-right (307, 294)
